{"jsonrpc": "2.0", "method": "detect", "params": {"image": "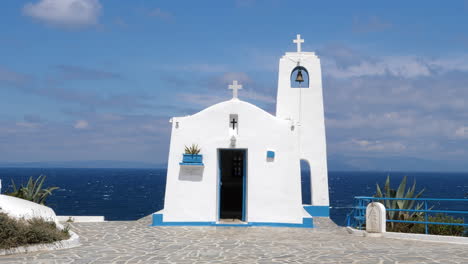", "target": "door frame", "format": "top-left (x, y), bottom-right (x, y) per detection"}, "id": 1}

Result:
top-left (217, 148), bottom-right (248, 222)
